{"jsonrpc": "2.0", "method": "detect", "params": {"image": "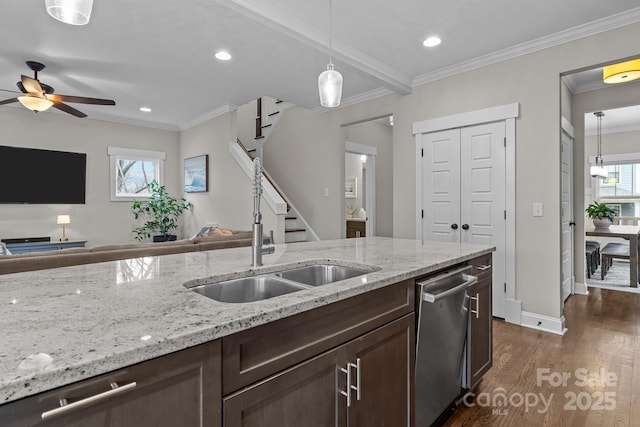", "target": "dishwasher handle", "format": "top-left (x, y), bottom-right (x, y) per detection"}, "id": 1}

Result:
top-left (421, 273), bottom-right (478, 303)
